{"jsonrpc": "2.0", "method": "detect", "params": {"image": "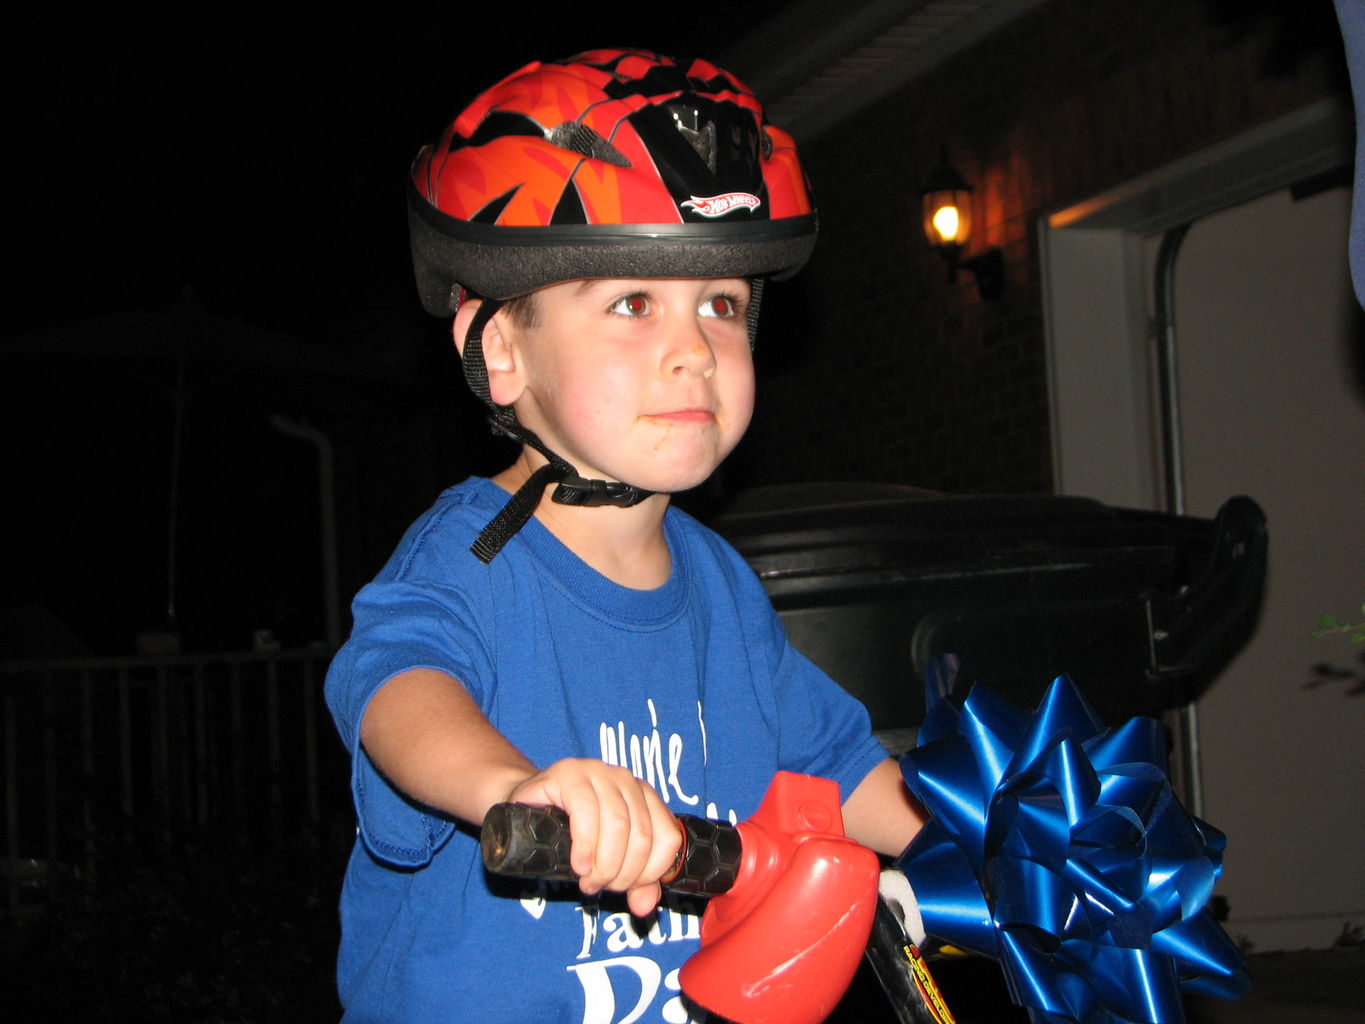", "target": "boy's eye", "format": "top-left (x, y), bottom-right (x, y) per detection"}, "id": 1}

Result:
top-left (699, 295), bottom-right (738, 318)
top-left (609, 294), bottom-right (651, 316)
